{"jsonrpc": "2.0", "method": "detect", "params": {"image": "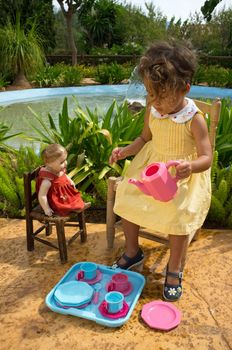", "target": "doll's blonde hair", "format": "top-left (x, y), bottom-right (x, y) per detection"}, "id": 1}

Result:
top-left (41, 144), bottom-right (67, 164)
